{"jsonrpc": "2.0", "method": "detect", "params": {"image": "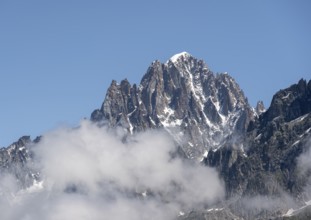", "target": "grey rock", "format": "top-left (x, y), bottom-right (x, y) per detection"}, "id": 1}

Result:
top-left (255, 100), bottom-right (266, 116)
top-left (204, 79), bottom-right (311, 219)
